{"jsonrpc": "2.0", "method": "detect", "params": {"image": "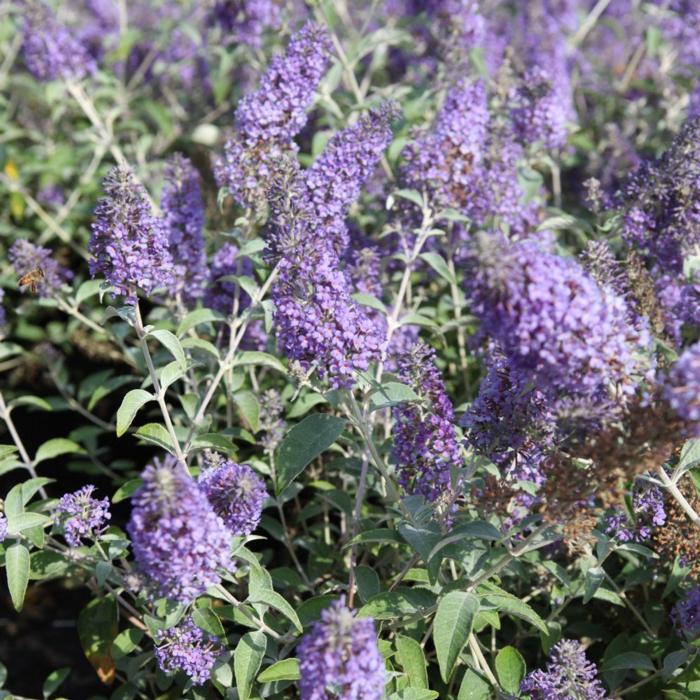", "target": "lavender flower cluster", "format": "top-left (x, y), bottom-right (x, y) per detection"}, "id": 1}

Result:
top-left (215, 22), bottom-right (331, 207)
top-left (155, 616), bottom-right (223, 685)
top-left (10, 239), bottom-right (73, 298)
top-left (392, 343), bottom-right (461, 507)
top-left (297, 599), bottom-right (385, 700)
top-left (521, 639), bottom-right (608, 700)
top-left (268, 102), bottom-right (397, 388)
top-left (54, 484), bottom-right (111, 547)
top-left (127, 453), bottom-right (267, 604)
top-left (199, 456), bottom-right (268, 536)
top-left (127, 456), bottom-right (232, 603)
